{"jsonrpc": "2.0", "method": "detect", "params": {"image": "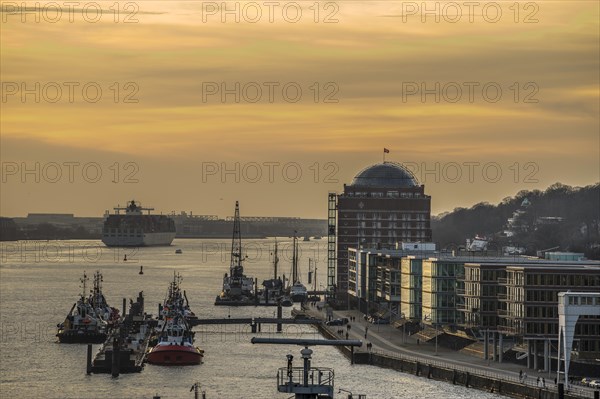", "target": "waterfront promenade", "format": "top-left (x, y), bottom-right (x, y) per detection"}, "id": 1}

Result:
top-left (301, 304), bottom-right (597, 399)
